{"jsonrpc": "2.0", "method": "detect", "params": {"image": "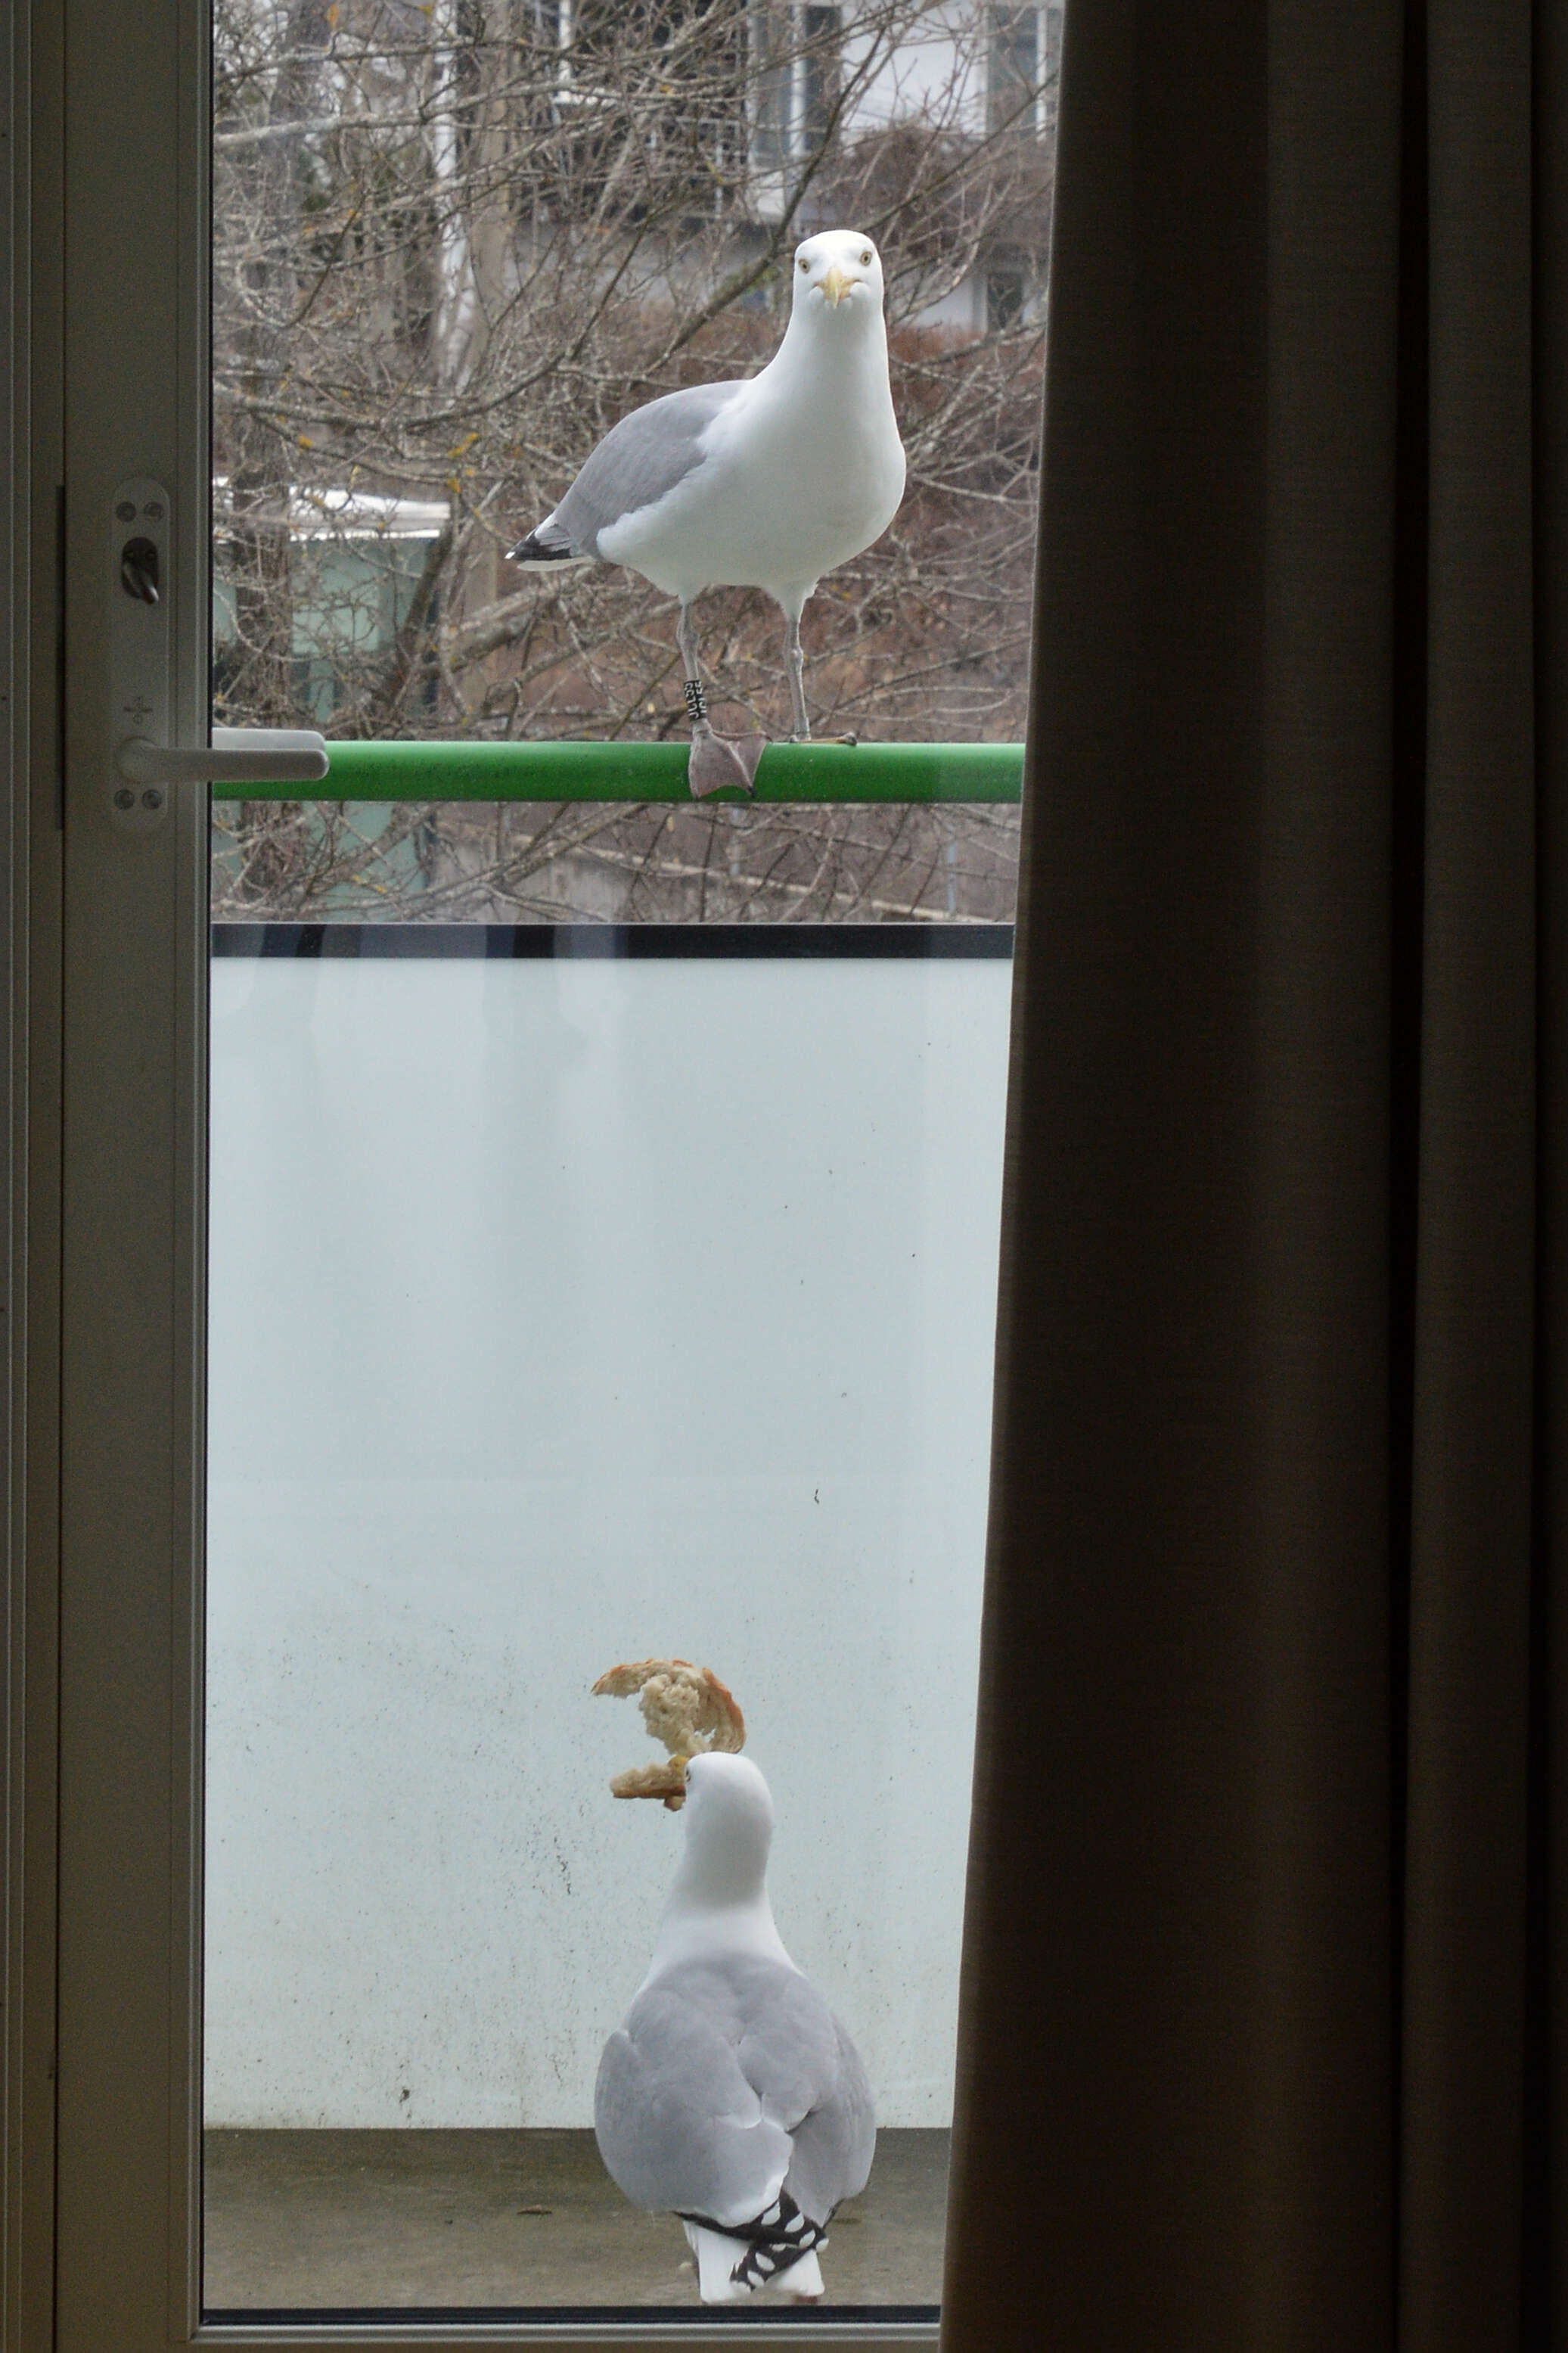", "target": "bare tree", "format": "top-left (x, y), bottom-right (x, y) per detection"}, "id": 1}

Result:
top-left (211, 0), bottom-right (1052, 921)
